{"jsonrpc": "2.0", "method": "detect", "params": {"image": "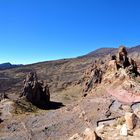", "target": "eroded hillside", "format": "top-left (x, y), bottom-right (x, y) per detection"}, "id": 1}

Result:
top-left (1, 46), bottom-right (140, 103)
top-left (1, 46), bottom-right (140, 140)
